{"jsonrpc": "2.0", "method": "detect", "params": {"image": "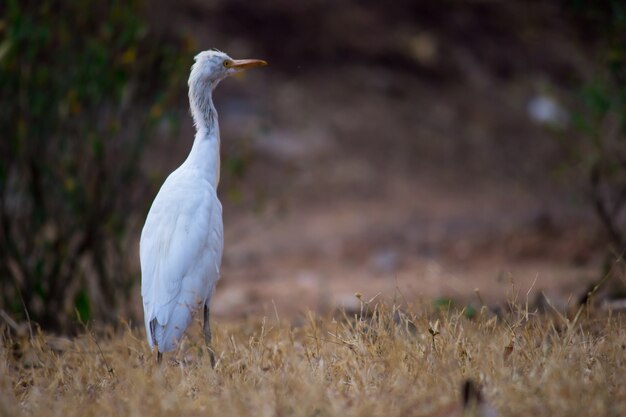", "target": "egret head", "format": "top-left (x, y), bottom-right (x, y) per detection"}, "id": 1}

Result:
top-left (189, 50), bottom-right (267, 90)
top-left (188, 50), bottom-right (267, 129)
